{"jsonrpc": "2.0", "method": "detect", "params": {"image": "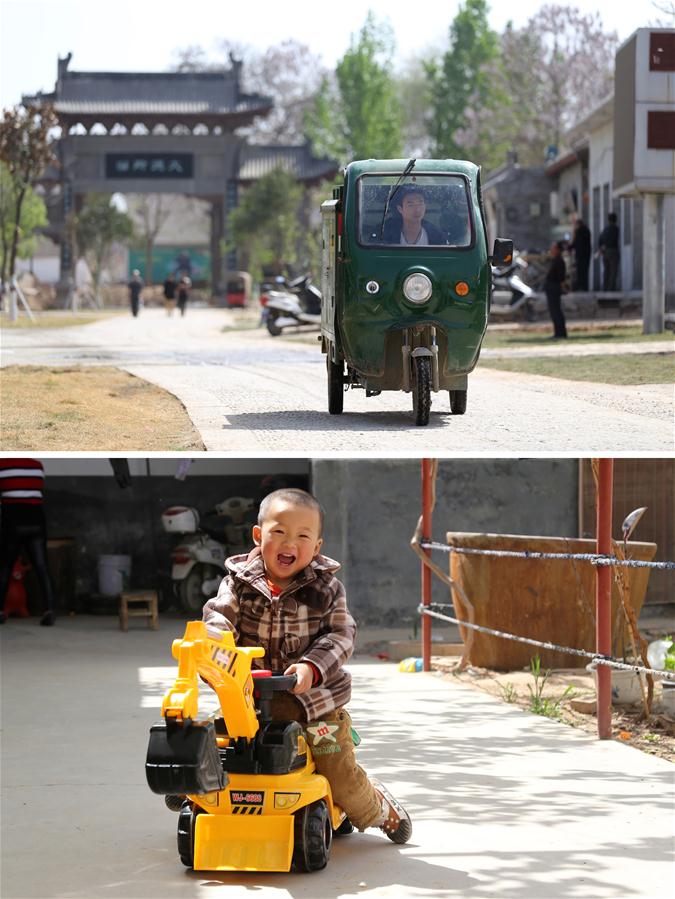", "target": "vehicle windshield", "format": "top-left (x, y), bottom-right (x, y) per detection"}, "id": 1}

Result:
top-left (357, 174), bottom-right (473, 248)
